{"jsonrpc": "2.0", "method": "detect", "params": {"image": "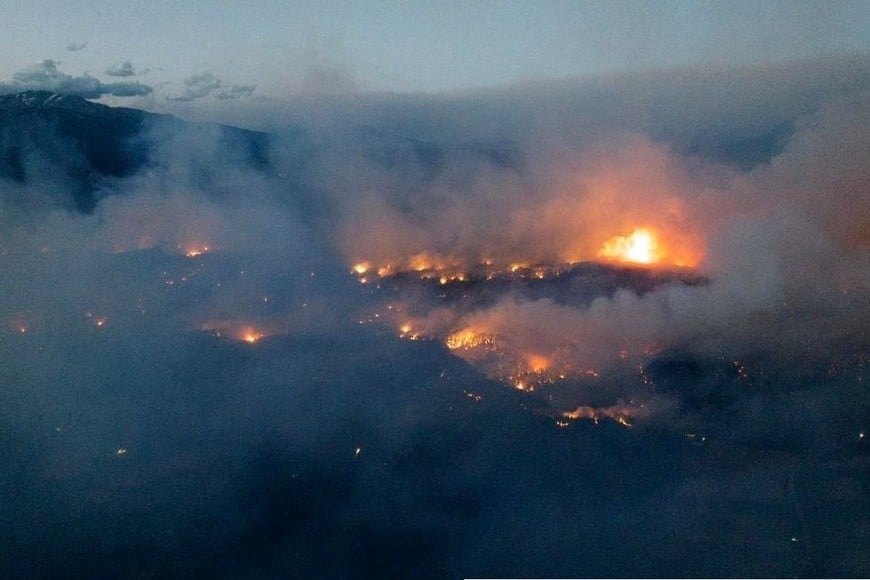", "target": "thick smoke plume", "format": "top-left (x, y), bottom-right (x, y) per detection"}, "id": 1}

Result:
top-left (1, 56), bottom-right (868, 578)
